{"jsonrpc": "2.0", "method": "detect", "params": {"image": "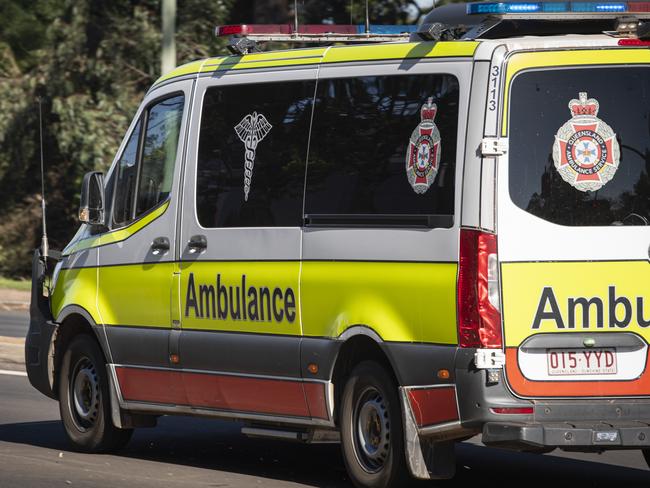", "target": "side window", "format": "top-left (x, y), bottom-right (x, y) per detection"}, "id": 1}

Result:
top-left (111, 94), bottom-right (184, 227)
top-left (112, 121), bottom-right (141, 226)
top-left (196, 80), bottom-right (315, 228)
top-left (136, 95), bottom-right (185, 216)
top-left (305, 74), bottom-right (459, 227)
